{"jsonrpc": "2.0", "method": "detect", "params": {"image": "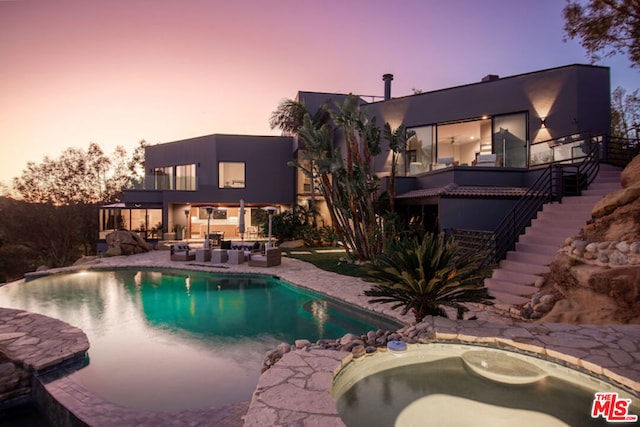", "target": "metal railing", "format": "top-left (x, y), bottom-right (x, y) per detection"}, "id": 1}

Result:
top-left (471, 135), bottom-right (601, 266)
top-left (605, 136), bottom-right (640, 167)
